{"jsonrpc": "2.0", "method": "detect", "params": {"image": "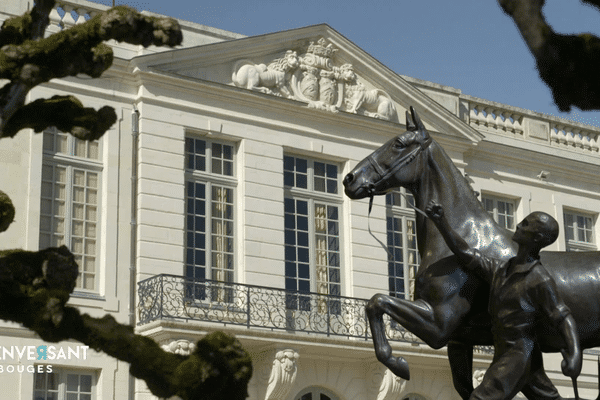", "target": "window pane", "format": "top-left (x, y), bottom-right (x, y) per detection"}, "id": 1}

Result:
top-left (34, 372), bottom-right (45, 390)
top-left (66, 374), bottom-right (79, 391)
top-left (88, 142), bottom-right (99, 160)
top-left (43, 131), bottom-right (54, 152)
top-left (186, 137), bottom-right (206, 171)
top-left (57, 134), bottom-right (68, 154)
